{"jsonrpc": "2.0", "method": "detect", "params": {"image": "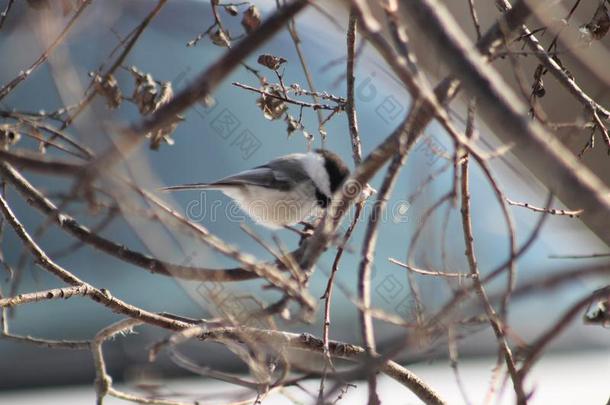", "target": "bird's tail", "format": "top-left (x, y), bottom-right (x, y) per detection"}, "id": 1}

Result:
top-left (160, 183), bottom-right (214, 192)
